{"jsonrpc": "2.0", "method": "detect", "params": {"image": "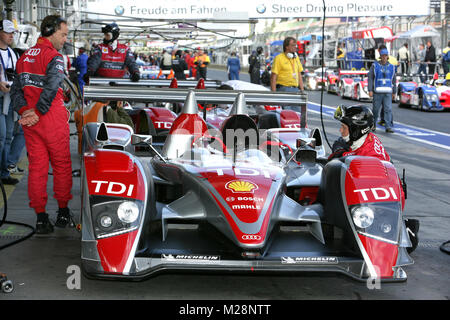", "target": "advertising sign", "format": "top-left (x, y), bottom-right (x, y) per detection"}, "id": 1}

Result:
top-left (86, 0), bottom-right (430, 19)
